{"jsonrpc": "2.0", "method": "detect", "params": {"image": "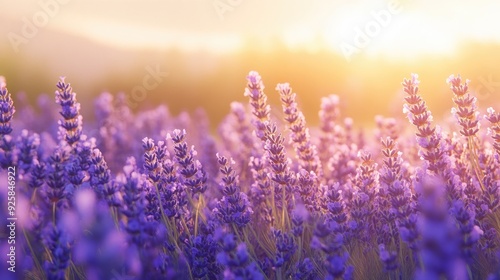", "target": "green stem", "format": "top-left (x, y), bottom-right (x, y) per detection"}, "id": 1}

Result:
top-left (52, 202), bottom-right (56, 224)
